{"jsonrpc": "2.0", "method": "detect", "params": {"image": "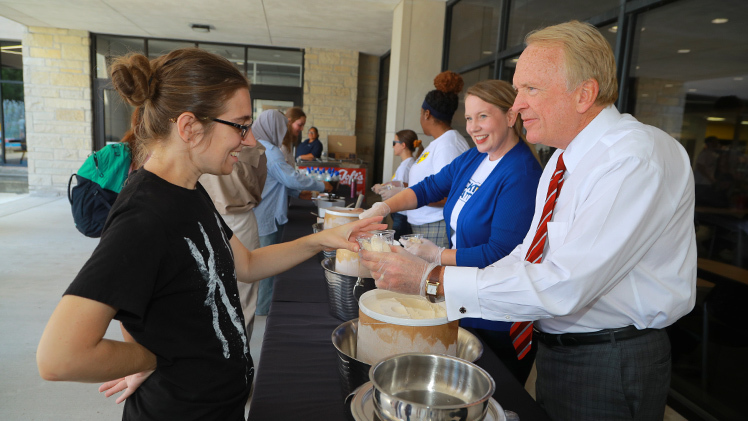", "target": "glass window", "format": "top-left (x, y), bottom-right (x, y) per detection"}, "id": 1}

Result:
top-left (247, 48), bottom-right (303, 87)
top-left (628, 1), bottom-right (748, 418)
top-left (1, 41), bottom-right (23, 81)
top-left (147, 40), bottom-right (195, 59)
top-left (94, 36), bottom-right (144, 79)
top-left (103, 88), bottom-right (135, 144)
top-left (506, 0), bottom-right (618, 48)
top-left (198, 43), bottom-right (245, 75)
top-left (447, 0), bottom-right (502, 70)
